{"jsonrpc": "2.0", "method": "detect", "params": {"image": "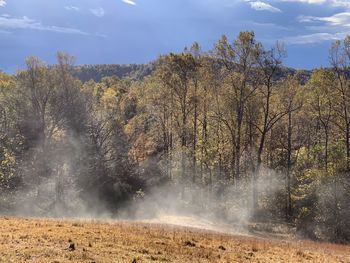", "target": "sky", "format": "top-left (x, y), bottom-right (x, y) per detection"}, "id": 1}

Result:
top-left (1, 0), bottom-right (350, 72)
